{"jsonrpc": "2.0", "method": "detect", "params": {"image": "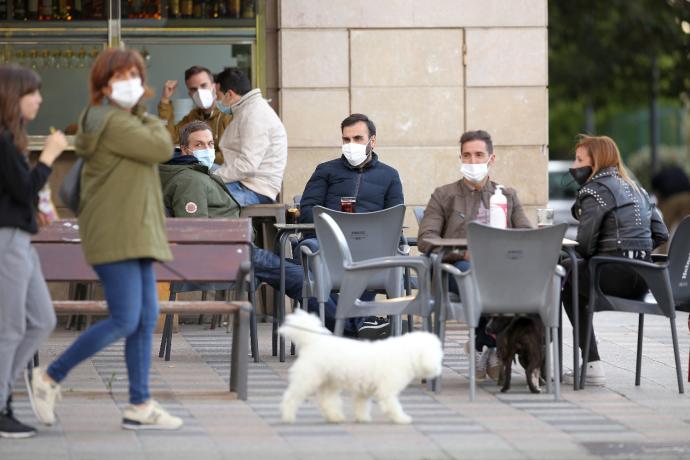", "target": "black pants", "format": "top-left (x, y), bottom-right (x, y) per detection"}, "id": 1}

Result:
top-left (561, 256), bottom-right (648, 363)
